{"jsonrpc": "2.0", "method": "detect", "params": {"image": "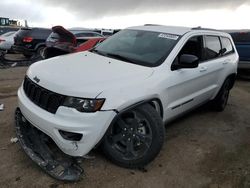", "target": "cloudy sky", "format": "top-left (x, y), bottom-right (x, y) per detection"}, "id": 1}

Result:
top-left (1, 0), bottom-right (250, 29)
